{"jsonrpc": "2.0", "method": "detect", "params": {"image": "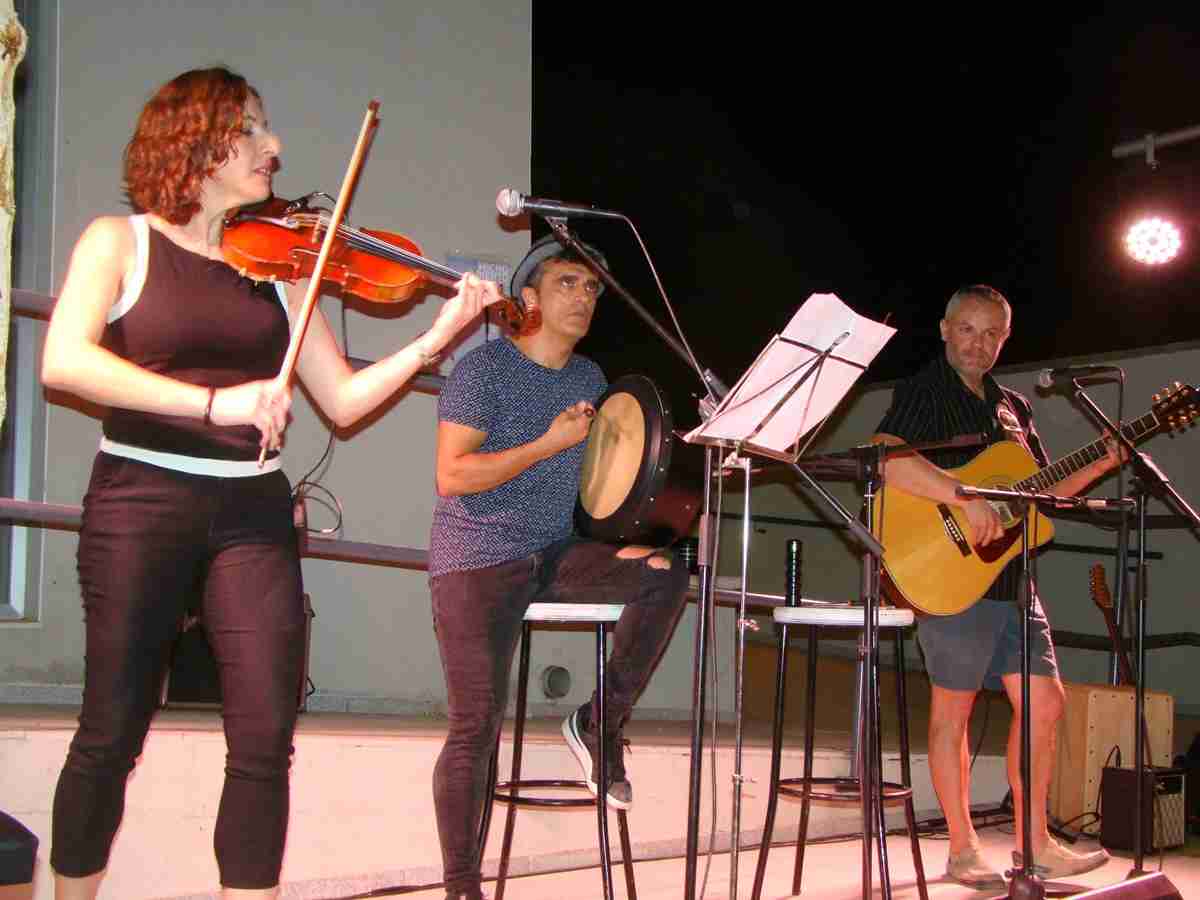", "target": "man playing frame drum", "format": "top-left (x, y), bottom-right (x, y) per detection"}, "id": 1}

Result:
top-left (427, 234), bottom-right (690, 900)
